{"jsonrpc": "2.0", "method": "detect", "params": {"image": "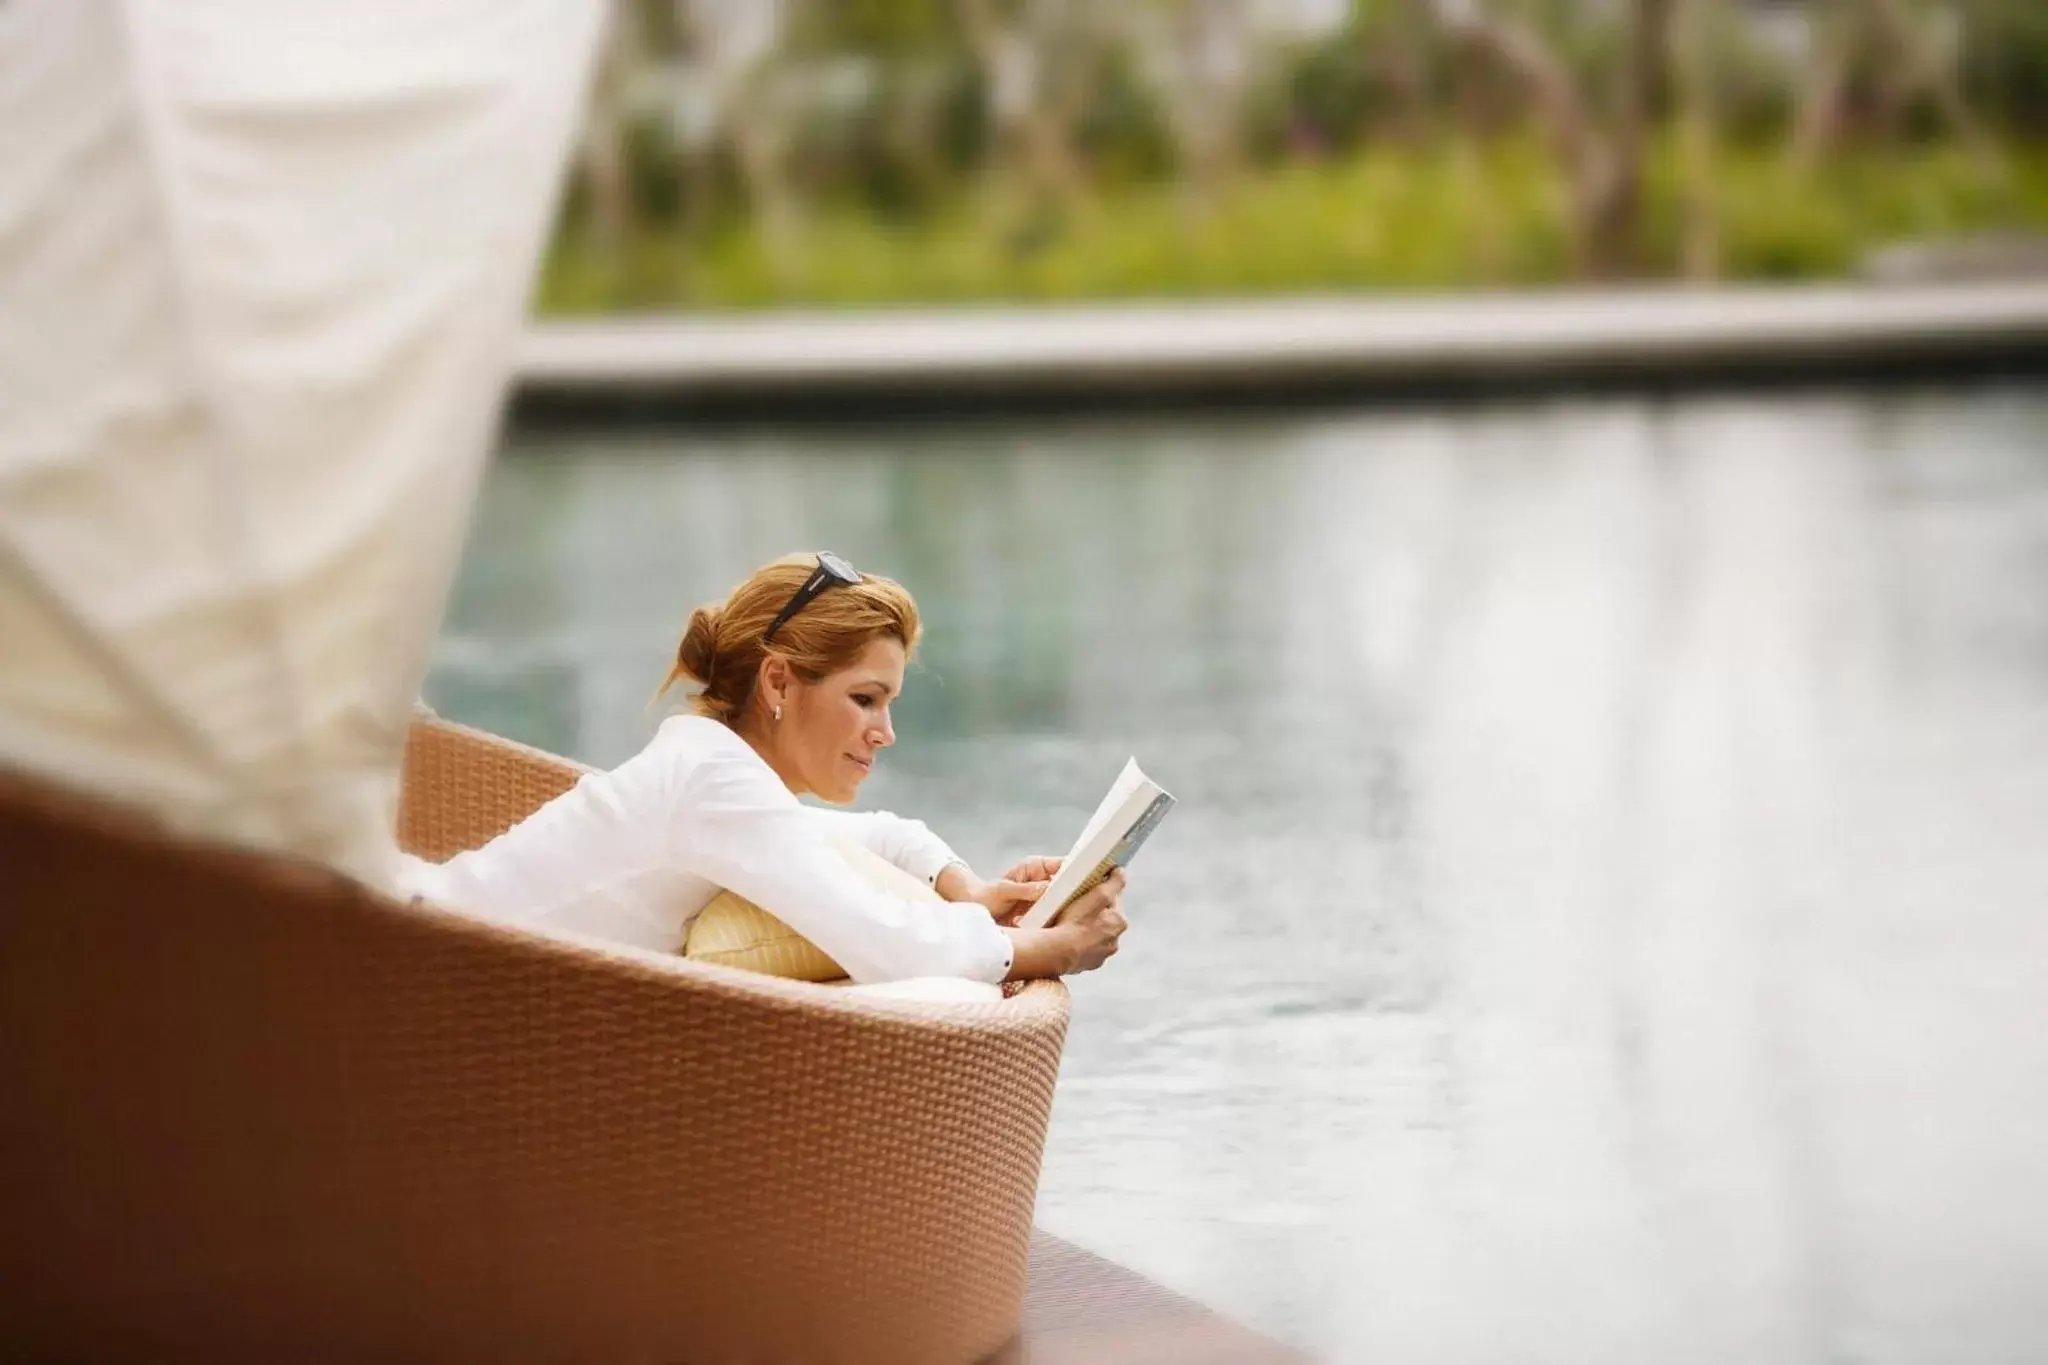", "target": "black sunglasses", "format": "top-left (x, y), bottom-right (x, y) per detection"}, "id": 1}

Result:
top-left (762, 551), bottom-right (863, 645)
